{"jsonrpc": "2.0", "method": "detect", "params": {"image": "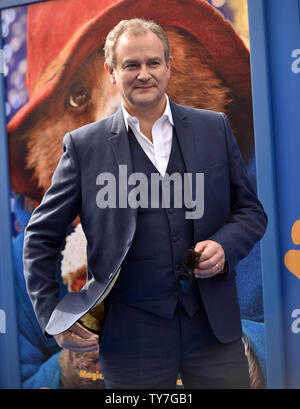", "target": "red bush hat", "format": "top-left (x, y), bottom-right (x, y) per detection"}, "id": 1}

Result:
top-left (7, 0), bottom-right (251, 135)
